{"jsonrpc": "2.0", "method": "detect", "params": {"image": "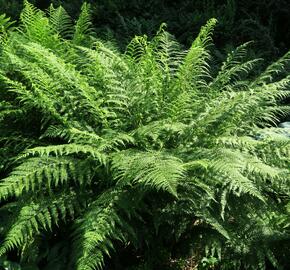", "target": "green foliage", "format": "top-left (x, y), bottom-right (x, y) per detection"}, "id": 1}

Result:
top-left (0, 14), bottom-right (14, 46)
top-left (0, 2), bottom-right (289, 270)
top-left (48, 4), bottom-right (73, 39)
top-left (1, 0), bottom-right (290, 59)
top-left (47, 0), bottom-right (290, 59)
top-left (72, 2), bottom-right (93, 45)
